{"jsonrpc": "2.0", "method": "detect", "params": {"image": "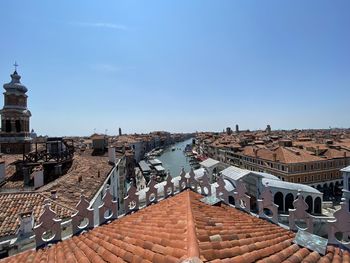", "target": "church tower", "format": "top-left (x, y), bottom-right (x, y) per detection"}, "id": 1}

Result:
top-left (0, 65), bottom-right (32, 154)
